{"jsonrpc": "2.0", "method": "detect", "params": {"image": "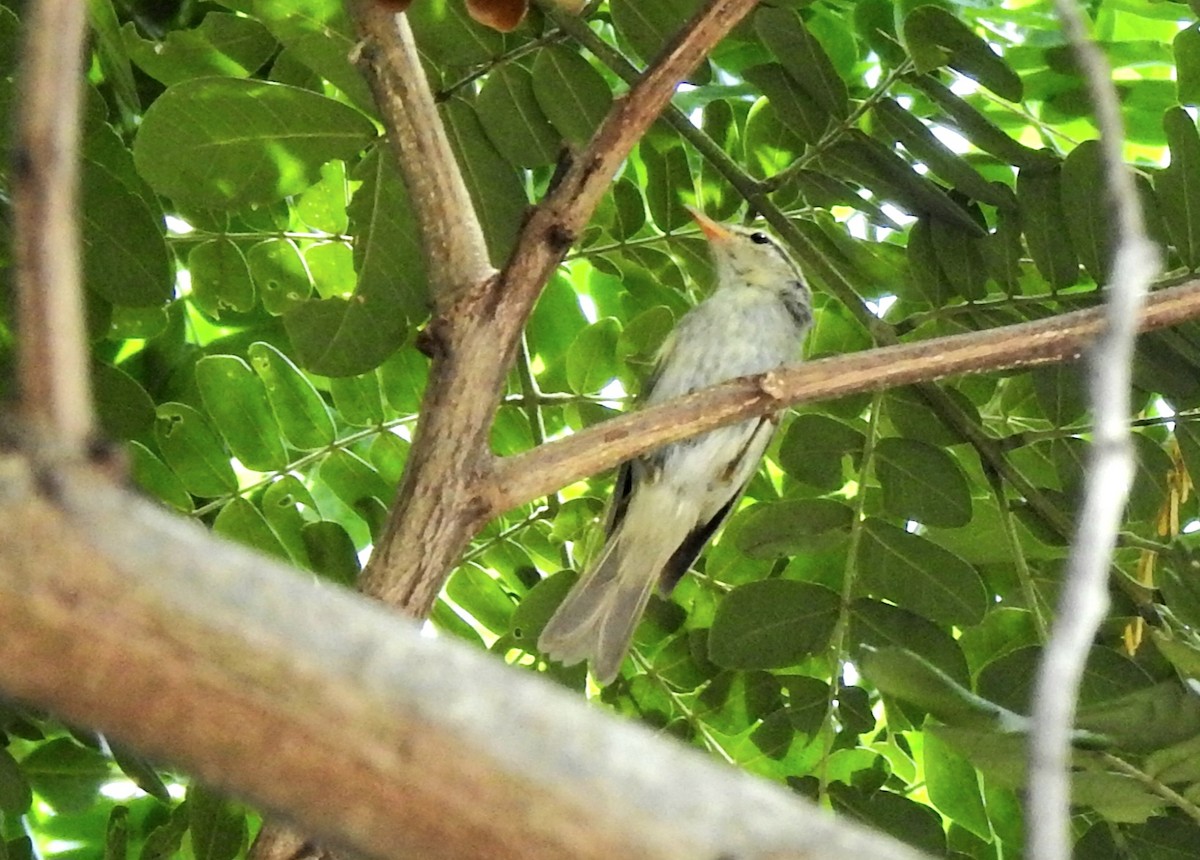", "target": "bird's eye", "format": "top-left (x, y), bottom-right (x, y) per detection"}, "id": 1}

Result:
top-left (749, 232), bottom-right (771, 245)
